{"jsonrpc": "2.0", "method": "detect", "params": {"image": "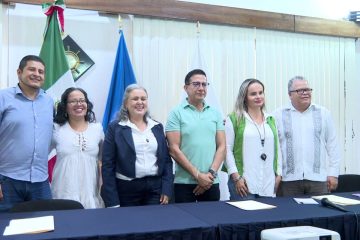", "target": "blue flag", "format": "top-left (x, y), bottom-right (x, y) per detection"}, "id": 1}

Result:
top-left (102, 30), bottom-right (137, 132)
